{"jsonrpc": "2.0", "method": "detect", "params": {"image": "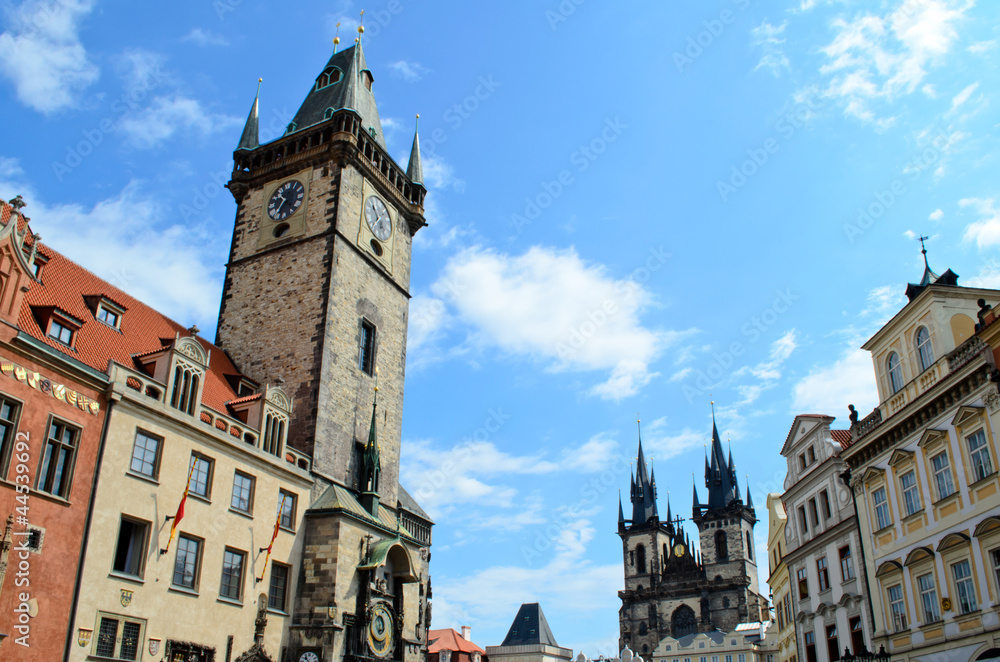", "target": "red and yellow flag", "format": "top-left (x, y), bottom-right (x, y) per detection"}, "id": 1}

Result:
top-left (160, 462), bottom-right (195, 555)
top-left (257, 494), bottom-right (287, 582)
